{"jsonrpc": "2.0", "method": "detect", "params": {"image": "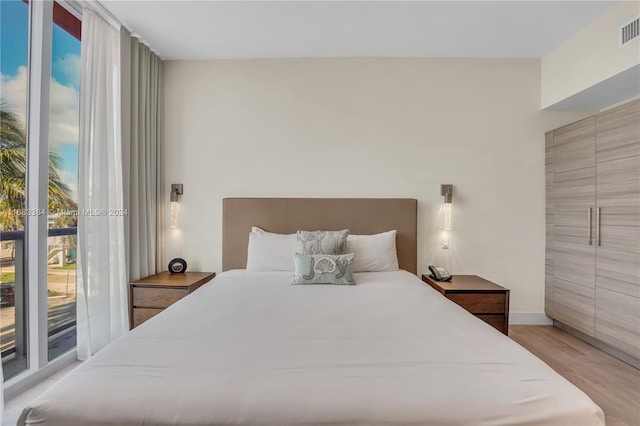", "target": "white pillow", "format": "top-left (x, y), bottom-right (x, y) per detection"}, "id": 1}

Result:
top-left (347, 230), bottom-right (399, 272)
top-left (246, 227), bottom-right (297, 271)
